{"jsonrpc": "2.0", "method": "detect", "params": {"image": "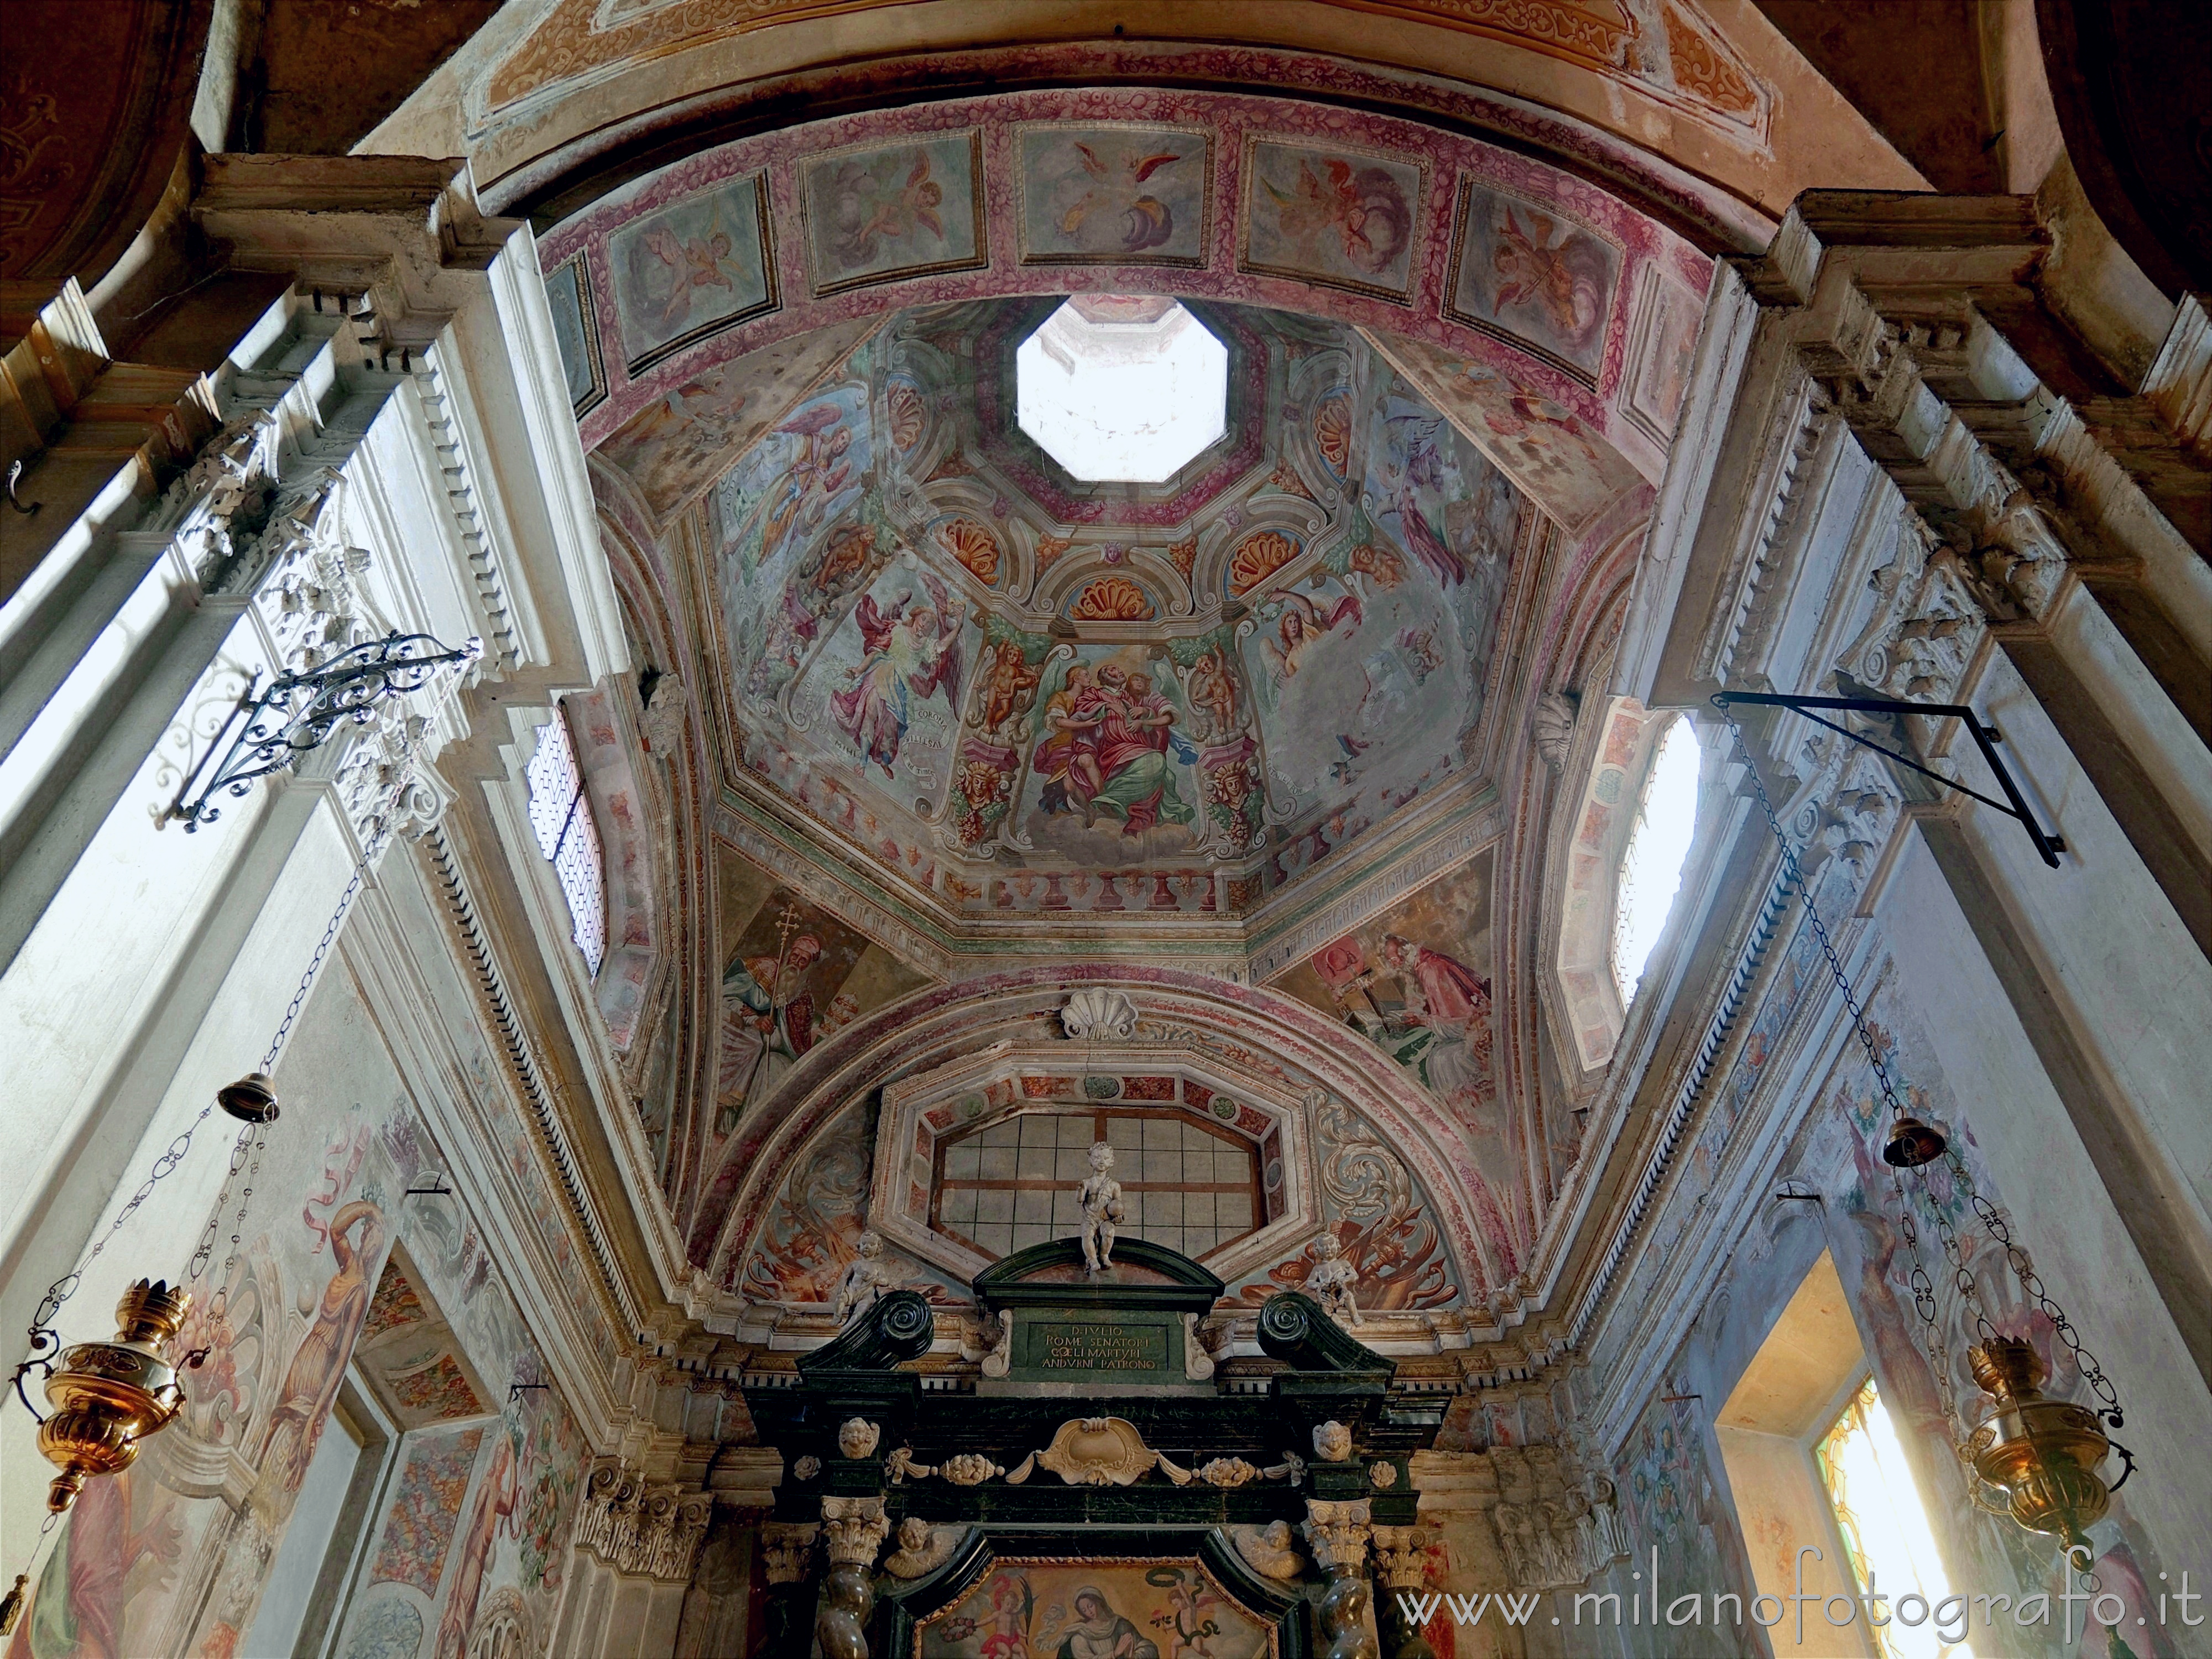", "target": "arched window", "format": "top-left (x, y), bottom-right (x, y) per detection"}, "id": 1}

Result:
top-left (1610, 713), bottom-right (1700, 1000)
top-left (524, 704), bottom-right (608, 977)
